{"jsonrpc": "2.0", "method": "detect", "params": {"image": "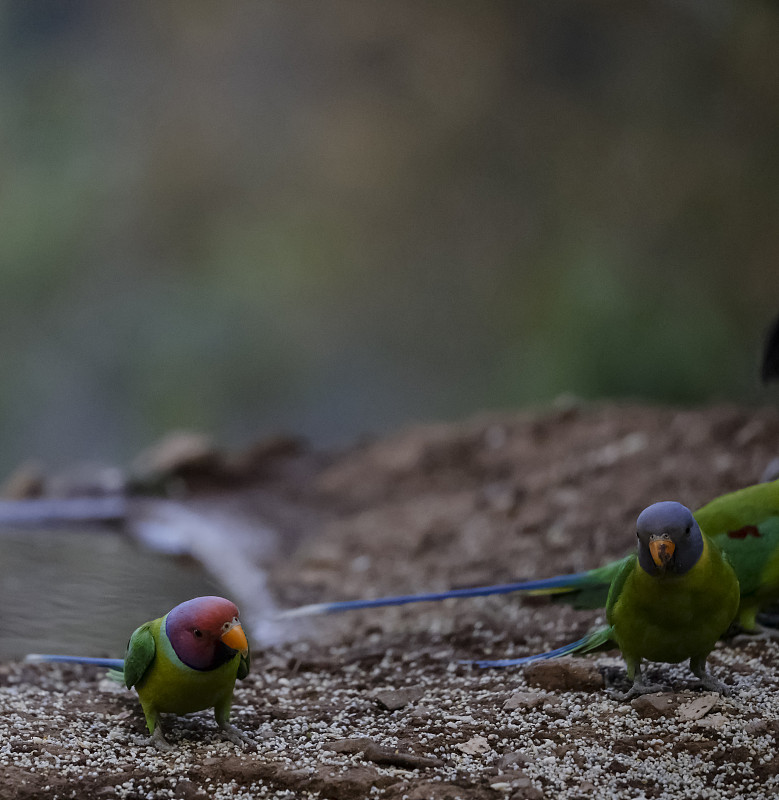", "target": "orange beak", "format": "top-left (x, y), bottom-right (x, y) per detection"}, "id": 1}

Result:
top-left (649, 537), bottom-right (675, 569)
top-left (221, 621), bottom-right (249, 658)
